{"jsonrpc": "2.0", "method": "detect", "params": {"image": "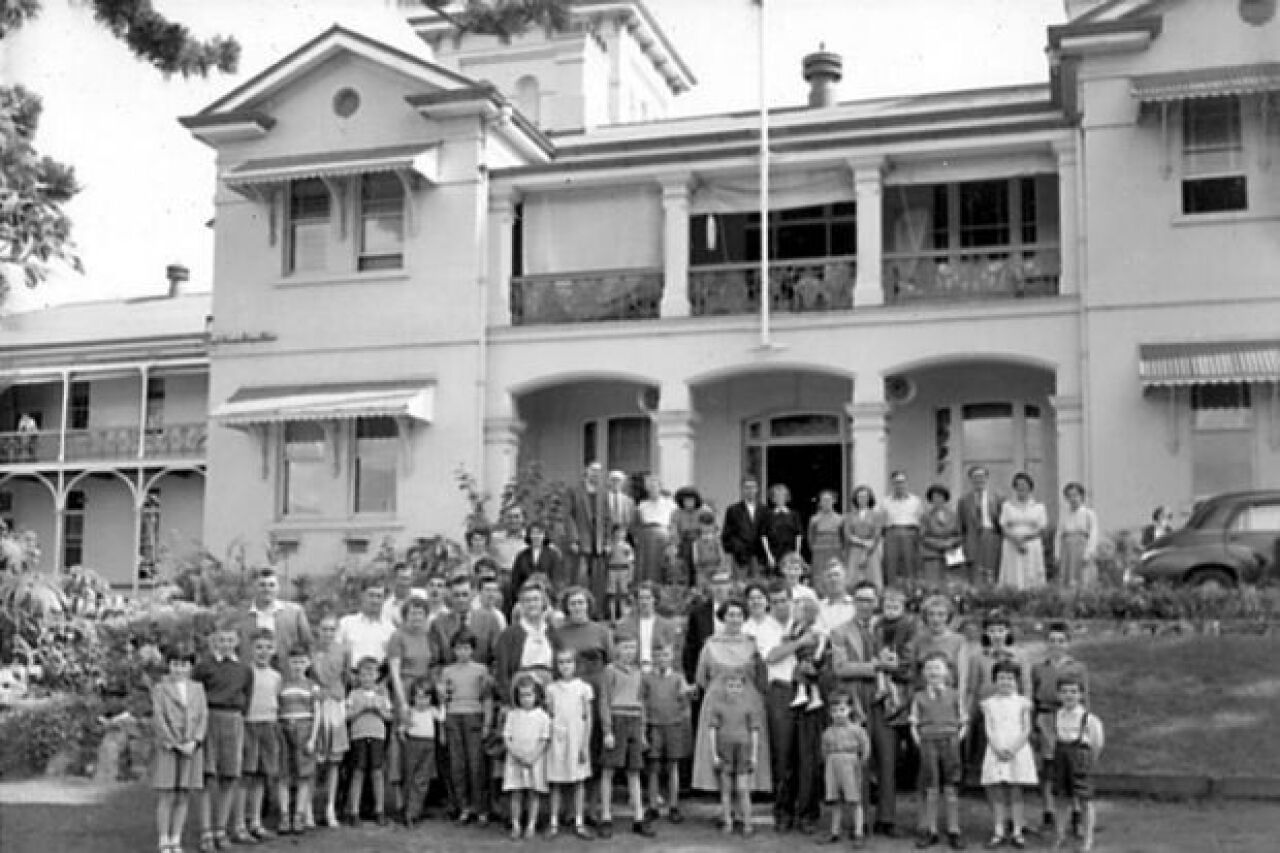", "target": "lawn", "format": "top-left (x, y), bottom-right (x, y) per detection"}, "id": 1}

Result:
top-left (1073, 632), bottom-right (1280, 777)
